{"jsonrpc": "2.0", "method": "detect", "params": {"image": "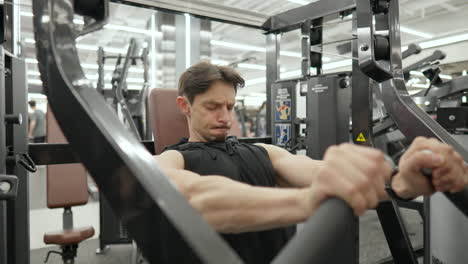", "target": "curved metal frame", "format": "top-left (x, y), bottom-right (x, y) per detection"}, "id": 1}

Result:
top-left (32, 0), bottom-right (242, 263)
top-left (33, 0), bottom-right (357, 263)
top-left (361, 0), bottom-right (468, 217)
